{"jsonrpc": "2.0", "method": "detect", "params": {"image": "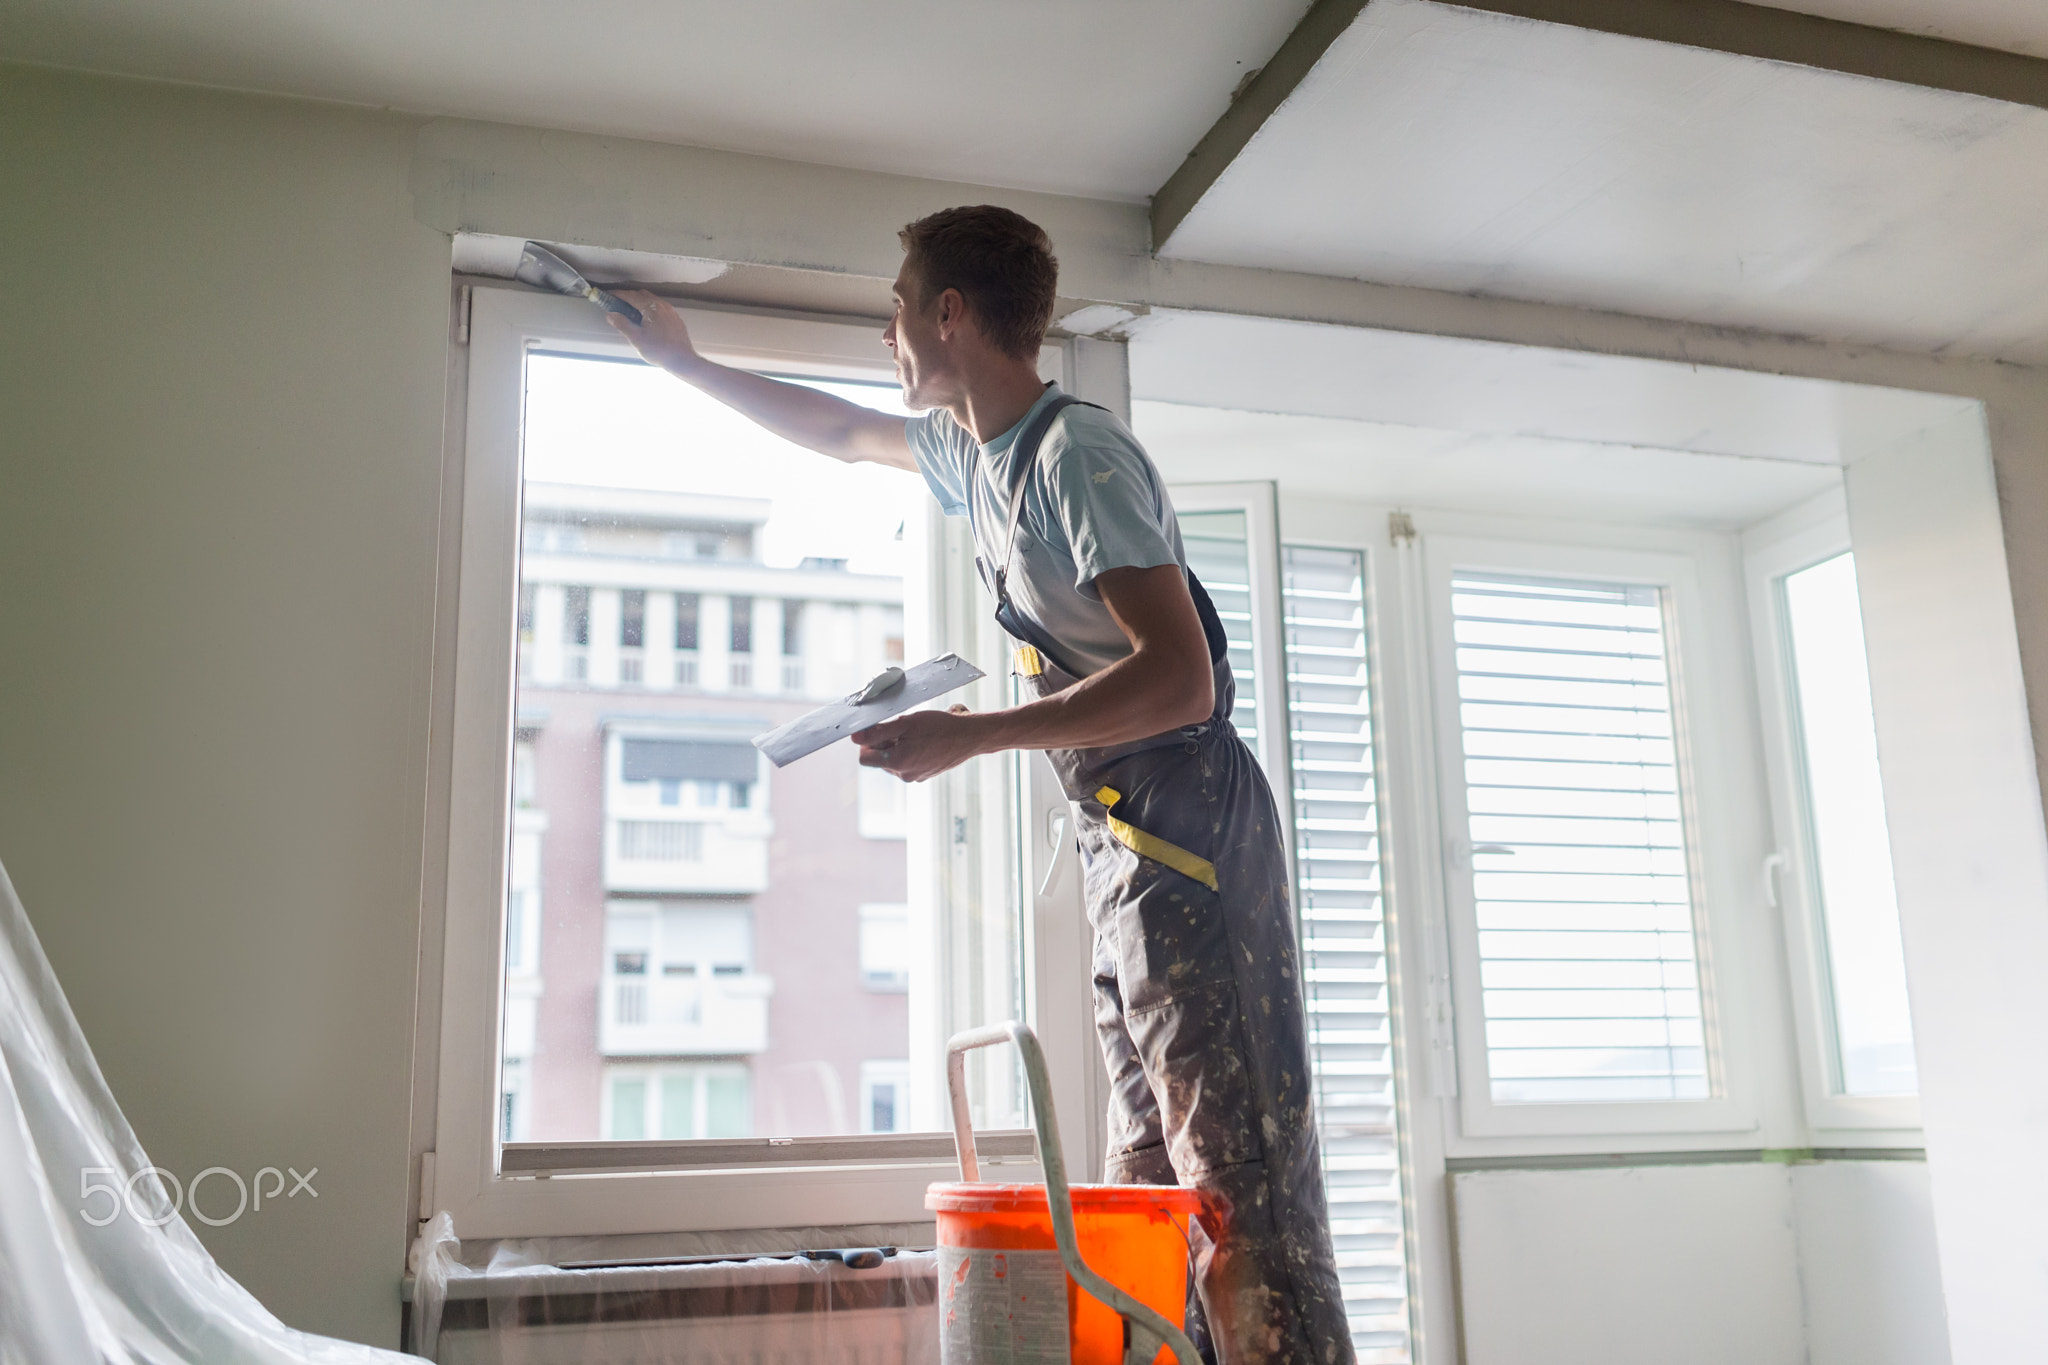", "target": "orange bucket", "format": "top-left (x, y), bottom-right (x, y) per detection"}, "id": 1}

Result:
top-left (927, 1180), bottom-right (1202, 1365)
